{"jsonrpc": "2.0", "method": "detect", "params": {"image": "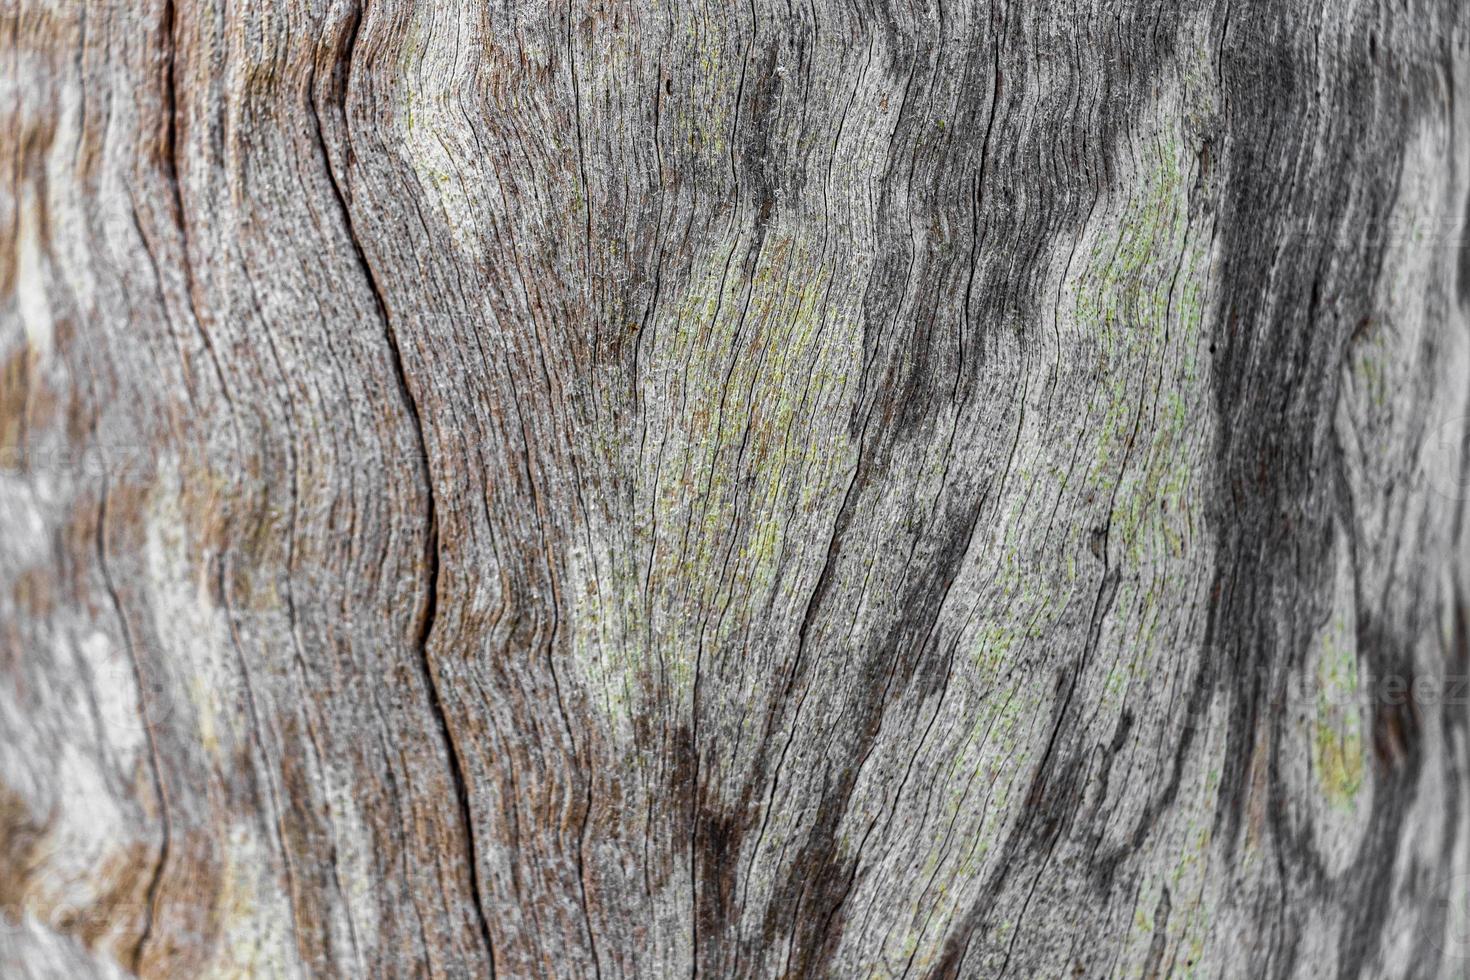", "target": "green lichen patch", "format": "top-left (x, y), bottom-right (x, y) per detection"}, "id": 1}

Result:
top-left (1309, 612), bottom-right (1365, 810)
top-left (570, 223), bottom-right (865, 717)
